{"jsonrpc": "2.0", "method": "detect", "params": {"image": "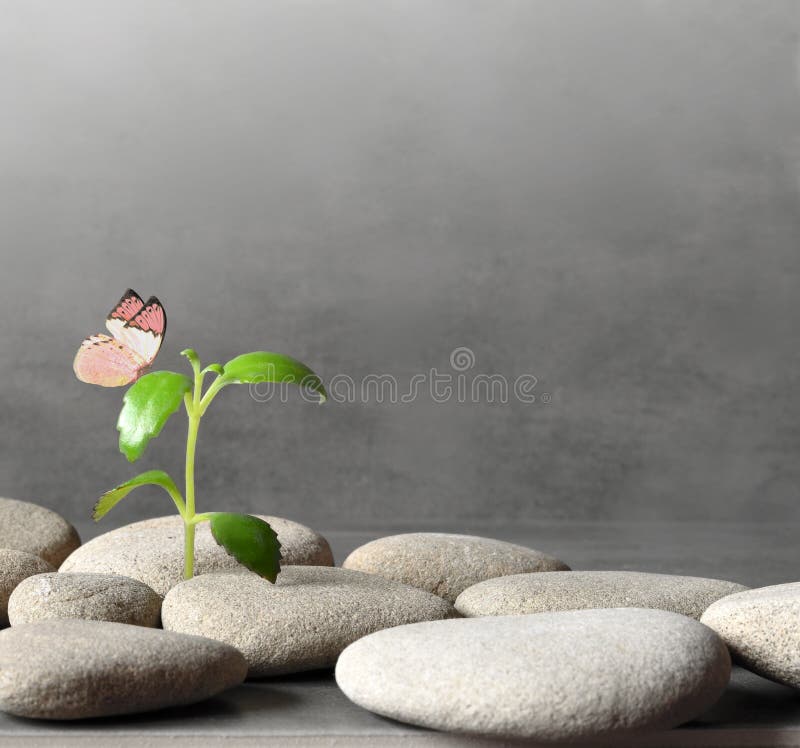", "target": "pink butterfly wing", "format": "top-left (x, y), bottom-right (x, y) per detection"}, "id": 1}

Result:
top-left (107, 289), bottom-right (145, 323)
top-left (105, 293), bottom-right (166, 365)
top-left (73, 334), bottom-right (147, 387)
